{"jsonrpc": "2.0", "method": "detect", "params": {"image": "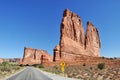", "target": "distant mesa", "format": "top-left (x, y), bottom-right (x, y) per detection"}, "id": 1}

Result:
top-left (20, 47), bottom-right (52, 65)
top-left (53, 9), bottom-right (101, 62)
top-left (0, 58), bottom-right (20, 63)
